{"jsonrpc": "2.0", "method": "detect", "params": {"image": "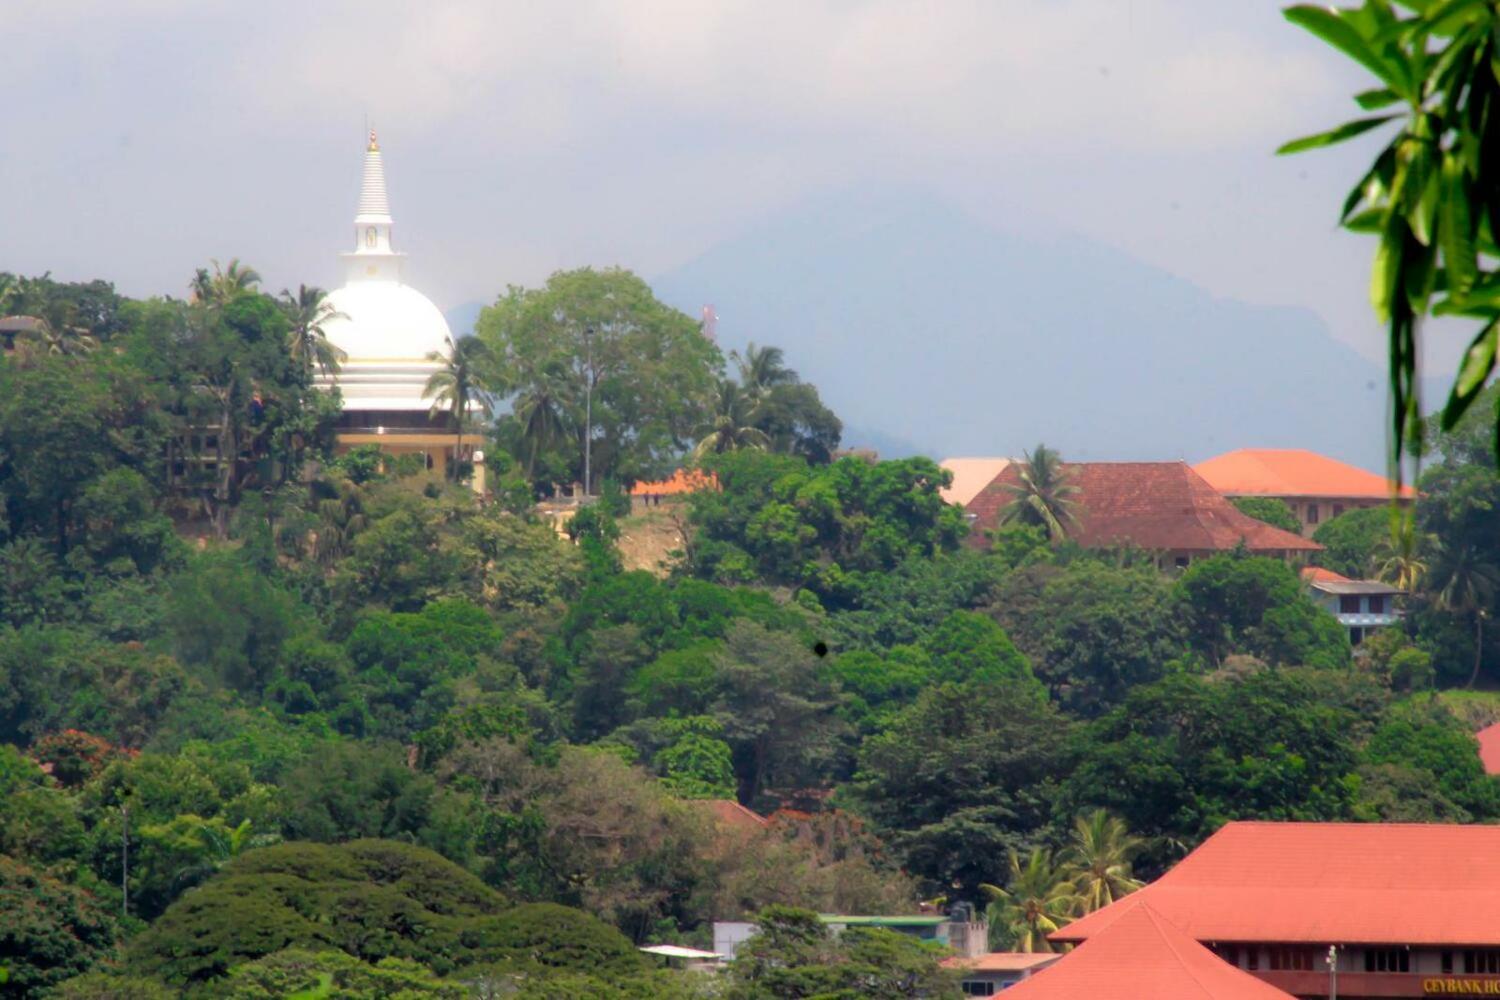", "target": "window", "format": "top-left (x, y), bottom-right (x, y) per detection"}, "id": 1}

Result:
top-left (1443, 951), bottom-right (1454, 974)
top-left (1340, 595), bottom-right (1361, 614)
top-left (1174, 556), bottom-right (1190, 569)
top-left (1246, 949), bottom-right (1259, 971)
top-left (1364, 948), bottom-right (1410, 973)
top-left (1307, 503), bottom-right (1320, 524)
top-left (961, 982), bottom-right (997, 997)
top-left (1369, 595), bottom-right (1385, 614)
top-left (1213, 945), bottom-right (1241, 968)
top-left (1464, 950), bottom-right (1500, 974)
top-left (1333, 504), bottom-right (1345, 517)
top-left (1269, 947), bottom-right (1317, 971)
